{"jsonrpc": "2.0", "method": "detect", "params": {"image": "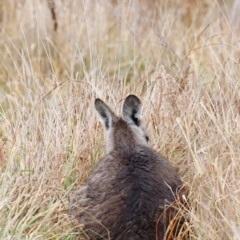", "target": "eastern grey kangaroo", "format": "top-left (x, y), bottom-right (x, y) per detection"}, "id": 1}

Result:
top-left (70, 95), bottom-right (187, 240)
